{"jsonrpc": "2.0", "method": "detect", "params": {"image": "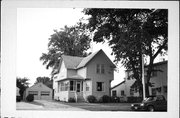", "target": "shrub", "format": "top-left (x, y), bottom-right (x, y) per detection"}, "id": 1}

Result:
top-left (68, 97), bottom-right (76, 103)
top-left (16, 96), bottom-right (21, 102)
top-left (87, 95), bottom-right (97, 103)
top-left (26, 94), bottom-right (34, 102)
top-left (111, 96), bottom-right (120, 103)
top-left (100, 95), bottom-right (111, 103)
